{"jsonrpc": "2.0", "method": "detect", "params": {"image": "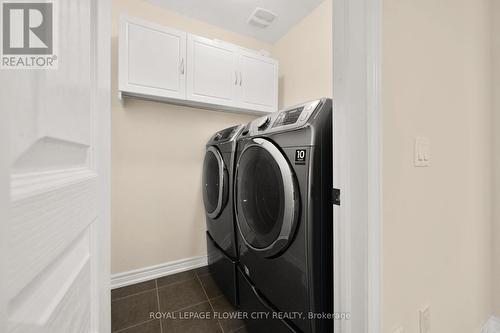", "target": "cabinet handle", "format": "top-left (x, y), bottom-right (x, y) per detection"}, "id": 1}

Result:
top-left (235, 71), bottom-right (238, 85)
top-left (180, 58), bottom-right (185, 74)
top-left (239, 72), bottom-right (242, 86)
